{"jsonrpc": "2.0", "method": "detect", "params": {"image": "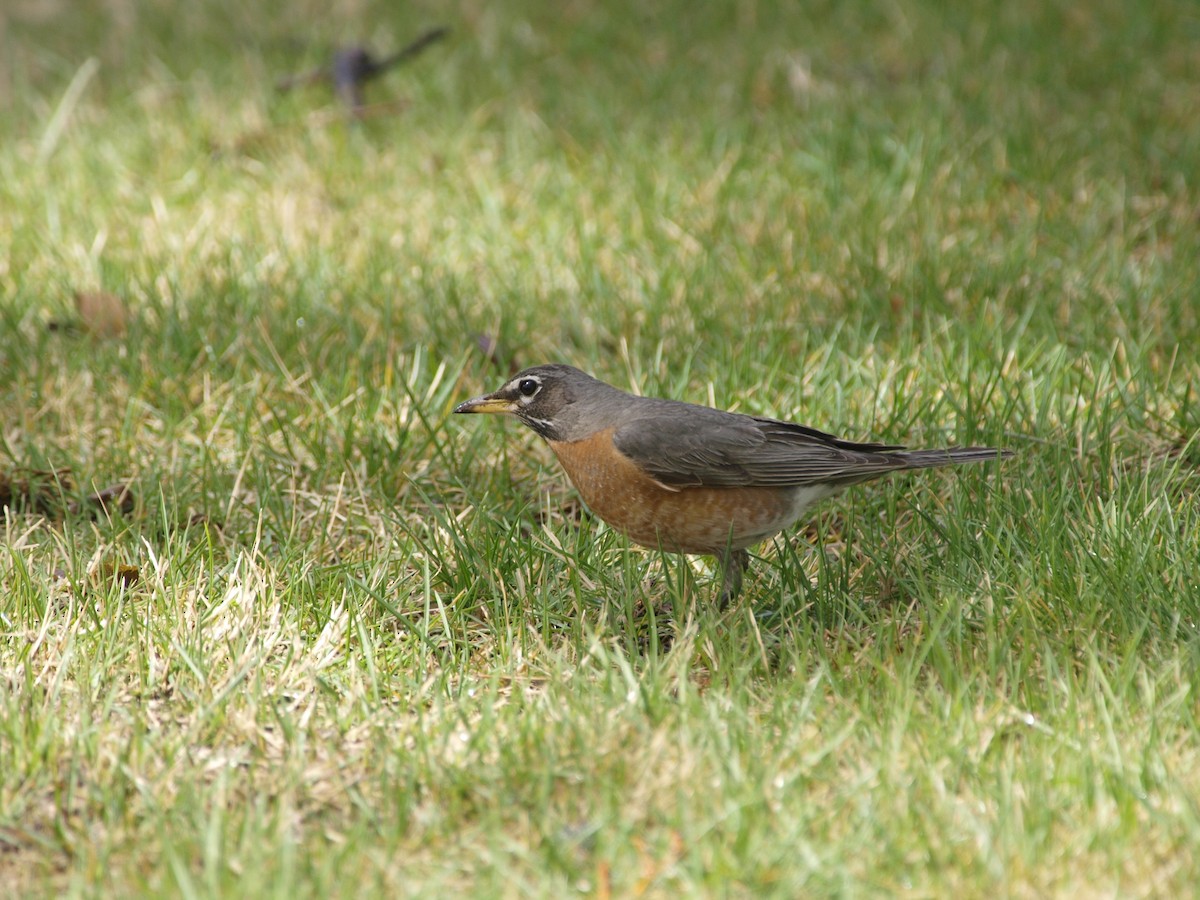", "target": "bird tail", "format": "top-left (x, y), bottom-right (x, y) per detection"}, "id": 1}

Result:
top-left (892, 446), bottom-right (1013, 470)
